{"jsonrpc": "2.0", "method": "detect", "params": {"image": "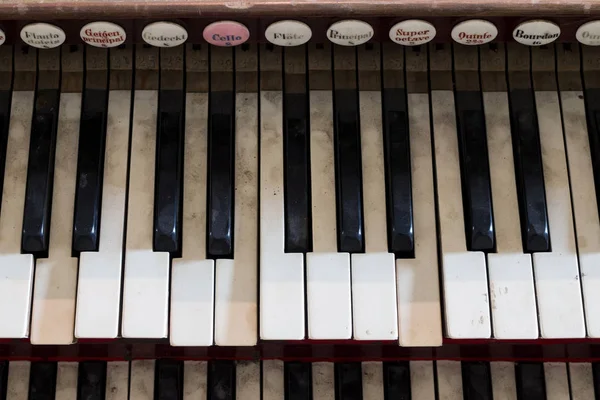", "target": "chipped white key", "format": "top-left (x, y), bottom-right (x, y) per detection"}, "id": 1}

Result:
top-left (436, 361), bottom-right (463, 400)
top-left (431, 89), bottom-right (490, 339)
top-left (0, 92), bottom-right (34, 338)
top-left (490, 362), bottom-right (517, 400)
top-left (106, 361), bottom-right (129, 400)
top-left (215, 92), bottom-right (259, 346)
top-left (410, 361), bottom-right (436, 400)
top-left (484, 90), bottom-right (537, 339)
top-left (533, 90), bottom-right (585, 338)
top-left (262, 360), bottom-right (284, 400)
top-left (130, 360), bottom-right (155, 400)
top-left (312, 362), bottom-right (335, 400)
top-left (396, 93), bottom-right (443, 347)
top-left (560, 88), bottom-right (600, 337)
top-left (30, 93), bottom-right (80, 345)
top-left (353, 90), bottom-right (397, 341)
top-left (237, 361), bottom-right (260, 400)
top-left (545, 362), bottom-right (570, 400)
top-left (307, 90), bottom-right (352, 340)
top-left (259, 90), bottom-right (305, 340)
top-left (56, 362), bottom-right (78, 400)
top-left (75, 90), bottom-right (130, 339)
top-left (183, 361), bottom-right (207, 400)
top-left (169, 92), bottom-right (214, 346)
top-left (6, 361), bottom-right (30, 400)
top-left (121, 91), bottom-right (170, 339)
top-left (362, 362), bottom-right (384, 400)
top-left (569, 363), bottom-right (594, 400)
